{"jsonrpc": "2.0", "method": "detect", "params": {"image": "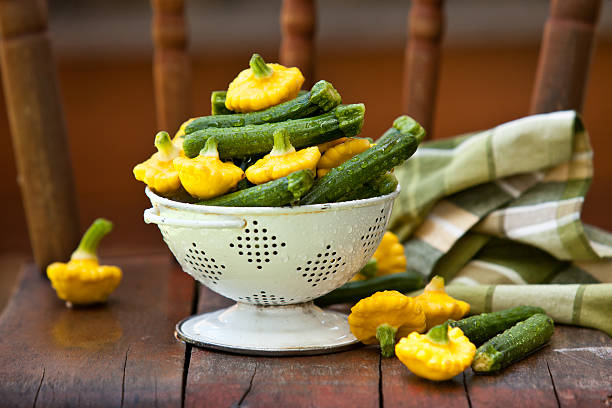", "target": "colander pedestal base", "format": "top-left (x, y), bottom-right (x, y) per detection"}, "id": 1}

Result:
top-left (175, 301), bottom-right (359, 356)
